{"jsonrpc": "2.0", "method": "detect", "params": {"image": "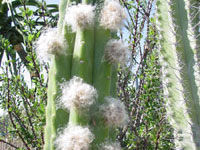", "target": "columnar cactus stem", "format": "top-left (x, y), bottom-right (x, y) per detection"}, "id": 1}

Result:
top-left (69, 26), bottom-right (95, 125)
top-left (69, 0), bottom-right (95, 127)
top-left (44, 0), bottom-right (76, 149)
top-left (39, 0), bottom-right (129, 149)
top-left (93, 28), bottom-right (111, 102)
top-left (71, 28), bottom-right (94, 83)
top-left (157, 0), bottom-right (200, 149)
top-left (92, 28), bottom-right (119, 147)
top-left (188, 1), bottom-right (200, 70)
